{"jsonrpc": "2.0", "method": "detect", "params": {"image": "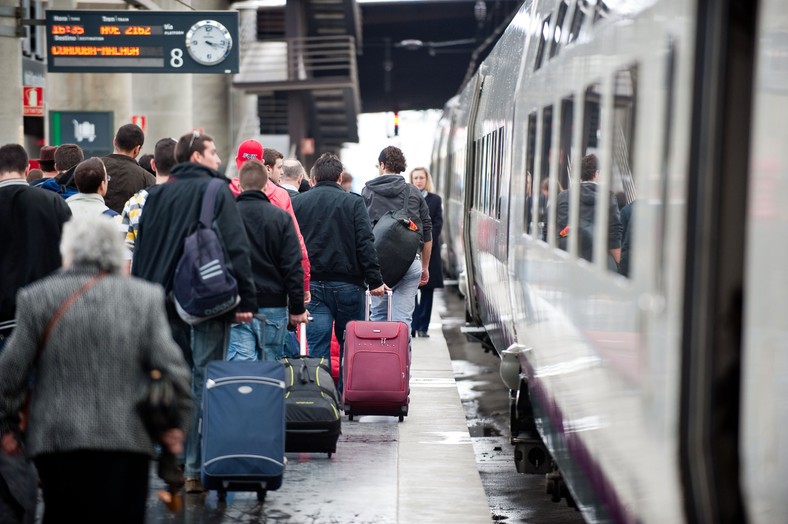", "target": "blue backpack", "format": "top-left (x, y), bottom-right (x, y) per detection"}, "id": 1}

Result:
top-left (171, 179), bottom-right (240, 325)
